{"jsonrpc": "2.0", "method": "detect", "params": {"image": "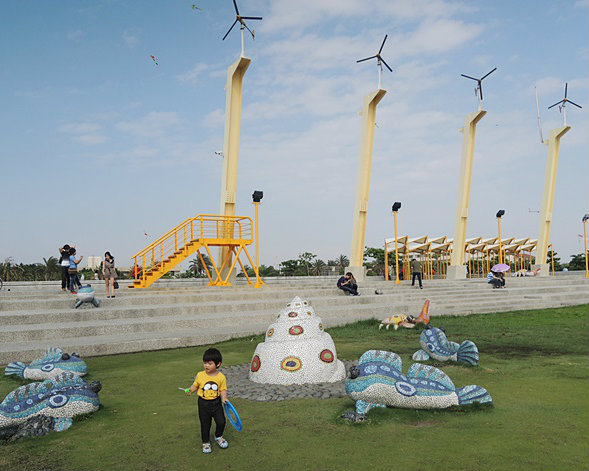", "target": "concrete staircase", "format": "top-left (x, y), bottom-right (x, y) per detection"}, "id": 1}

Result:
top-left (1, 273), bottom-right (587, 364)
